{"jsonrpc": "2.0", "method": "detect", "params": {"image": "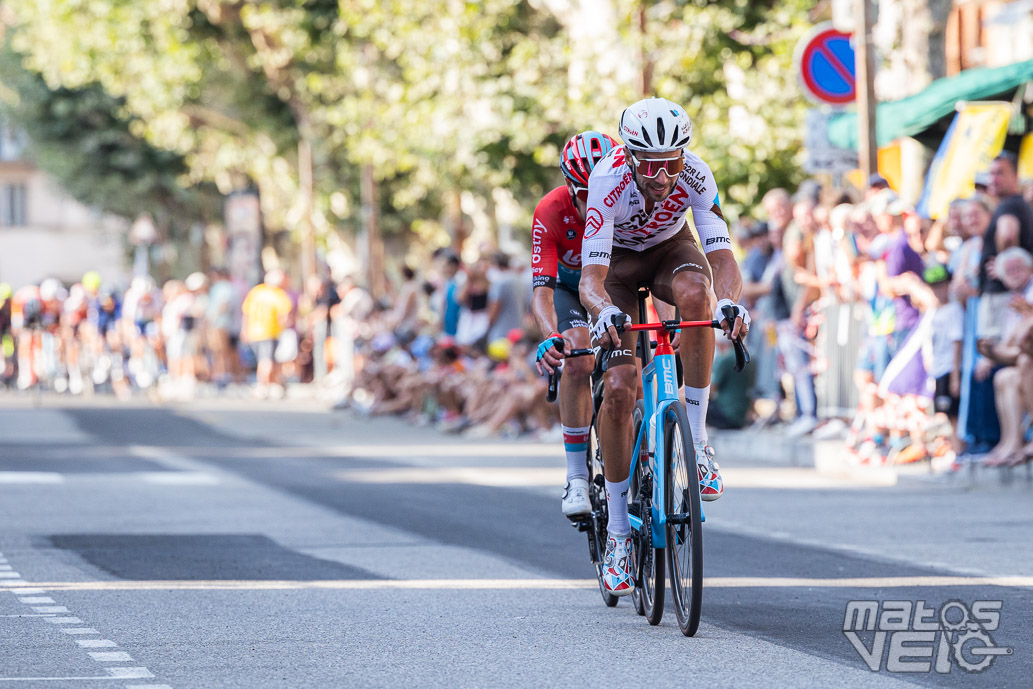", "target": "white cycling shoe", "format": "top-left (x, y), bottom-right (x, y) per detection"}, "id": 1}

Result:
top-left (695, 443), bottom-right (724, 502)
top-left (561, 478), bottom-right (591, 519)
top-left (601, 533), bottom-right (635, 596)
